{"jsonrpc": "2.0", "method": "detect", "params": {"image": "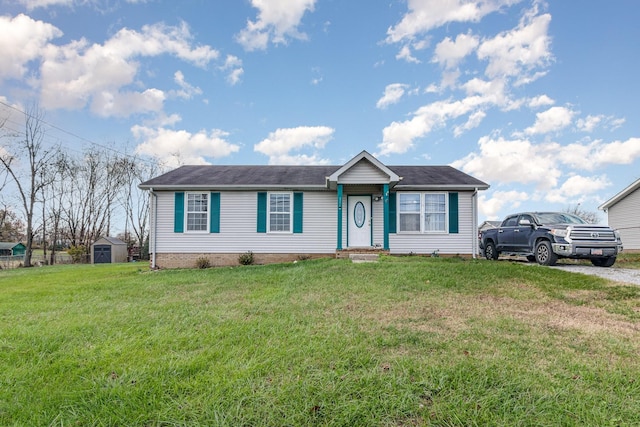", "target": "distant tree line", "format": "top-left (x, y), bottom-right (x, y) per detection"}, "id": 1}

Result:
top-left (0, 105), bottom-right (160, 267)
